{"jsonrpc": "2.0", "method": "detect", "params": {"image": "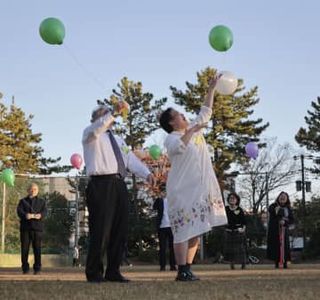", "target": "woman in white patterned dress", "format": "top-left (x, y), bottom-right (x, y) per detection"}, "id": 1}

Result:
top-left (159, 76), bottom-right (227, 281)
